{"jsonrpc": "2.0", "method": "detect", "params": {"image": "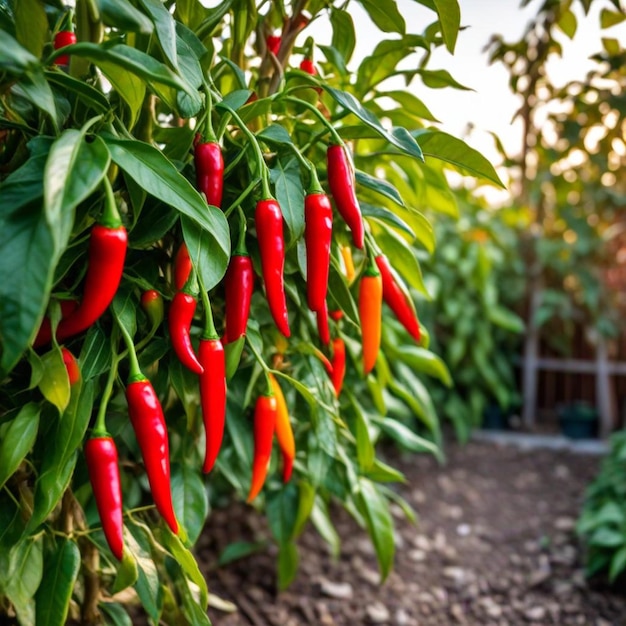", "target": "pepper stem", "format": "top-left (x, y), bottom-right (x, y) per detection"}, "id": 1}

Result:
top-left (93, 329), bottom-right (121, 436)
top-left (101, 177), bottom-right (122, 228)
top-left (224, 177), bottom-right (262, 218)
top-left (201, 82), bottom-right (217, 142)
top-left (234, 207), bottom-right (249, 255)
top-left (197, 273), bottom-right (218, 339)
top-left (307, 163), bottom-right (324, 194)
top-left (117, 319), bottom-right (143, 382)
top-left (283, 96), bottom-right (343, 144)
